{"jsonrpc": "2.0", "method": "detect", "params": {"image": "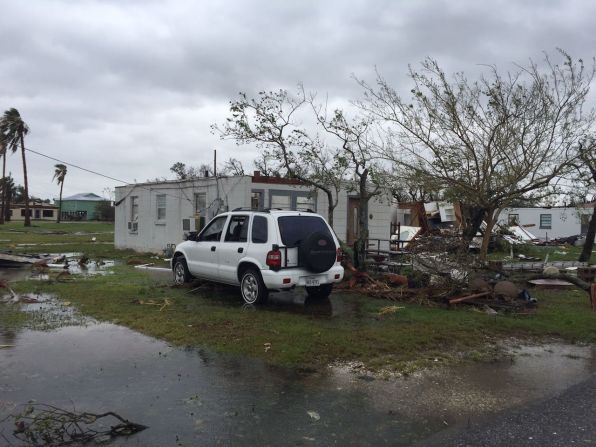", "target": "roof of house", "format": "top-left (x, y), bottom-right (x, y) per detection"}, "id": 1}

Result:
top-left (60, 193), bottom-right (108, 202)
